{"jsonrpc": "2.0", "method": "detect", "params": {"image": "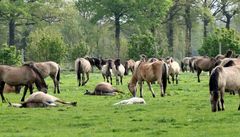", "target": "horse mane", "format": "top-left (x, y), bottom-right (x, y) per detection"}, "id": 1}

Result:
top-left (23, 62), bottom-right (47, 89)
top-left (225, 50), bottom-right (233, 58)
top-left (114, 59), bottom-right (121, 71)
top-left (209, 67), bottom-right (221, 100)
top-left (223, 60), bottom-right (235, 67)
